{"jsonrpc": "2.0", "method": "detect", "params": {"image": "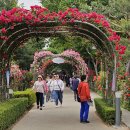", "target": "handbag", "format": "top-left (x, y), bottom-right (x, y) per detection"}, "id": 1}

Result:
top-left (87, 100), bottom-right (93, 106)
top-left (77, 95), bottom-right (81, 102)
